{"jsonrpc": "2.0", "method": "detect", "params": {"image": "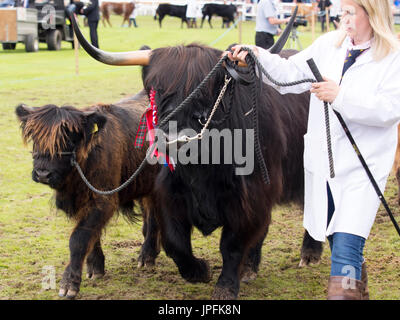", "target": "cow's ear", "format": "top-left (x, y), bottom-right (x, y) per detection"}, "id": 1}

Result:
top-left (83, 111), bottom-right (107, 139)
top-left (15, 104), bottom-right (35, 123)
